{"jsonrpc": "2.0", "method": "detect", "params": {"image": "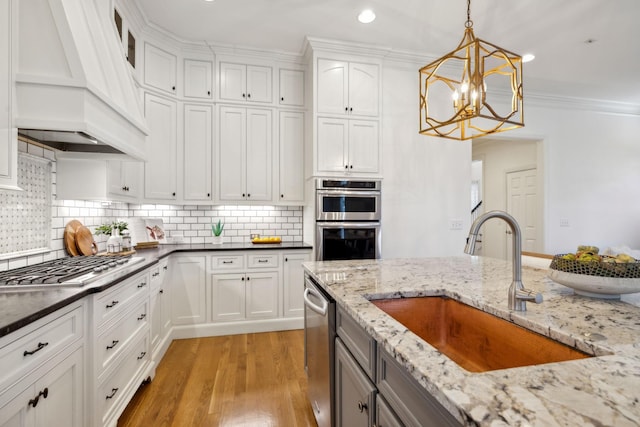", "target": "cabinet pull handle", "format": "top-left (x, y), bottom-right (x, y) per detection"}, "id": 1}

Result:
top-left (137, 351), bottom-right (147, 360)
top-left (106, 340), bottom-right (120, 350)
top-left (258, 259), bottom-right (268, 263)
top-left (152, 272), bottom-right (160, 277)
top-left (138, 281), bottom-right (147, 288)
top-left (222, 260), bottom-right (233, 264)
top-left (28, 388), bottom-right (48, 408)
top-left (163, 265), bottom-right (168, 270)
top-left (105, 388), bottom-right (119, 400)
top-left (137, 313), bottom-right (147, 321)
top-left (106, 300), bottom-right (119, 309)
top-left (357, 401), bottom-right (368, 413)
top-left (23, 341), bottom-right (48, 357)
